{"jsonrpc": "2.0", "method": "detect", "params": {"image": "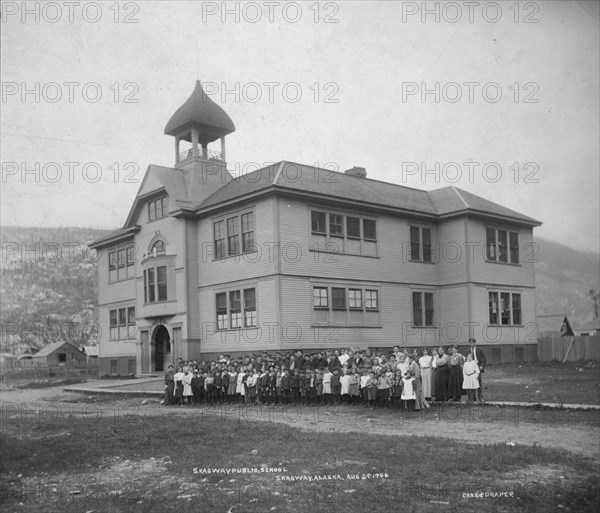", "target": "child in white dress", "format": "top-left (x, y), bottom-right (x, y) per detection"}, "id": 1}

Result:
top-left (462, 354), bottom-right (480, 403)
